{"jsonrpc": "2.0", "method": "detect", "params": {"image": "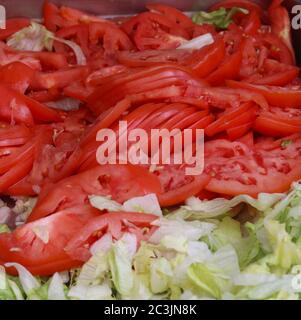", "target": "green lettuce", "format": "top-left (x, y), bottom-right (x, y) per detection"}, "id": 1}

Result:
top-left (192, 7), bottom-right (248, 29)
